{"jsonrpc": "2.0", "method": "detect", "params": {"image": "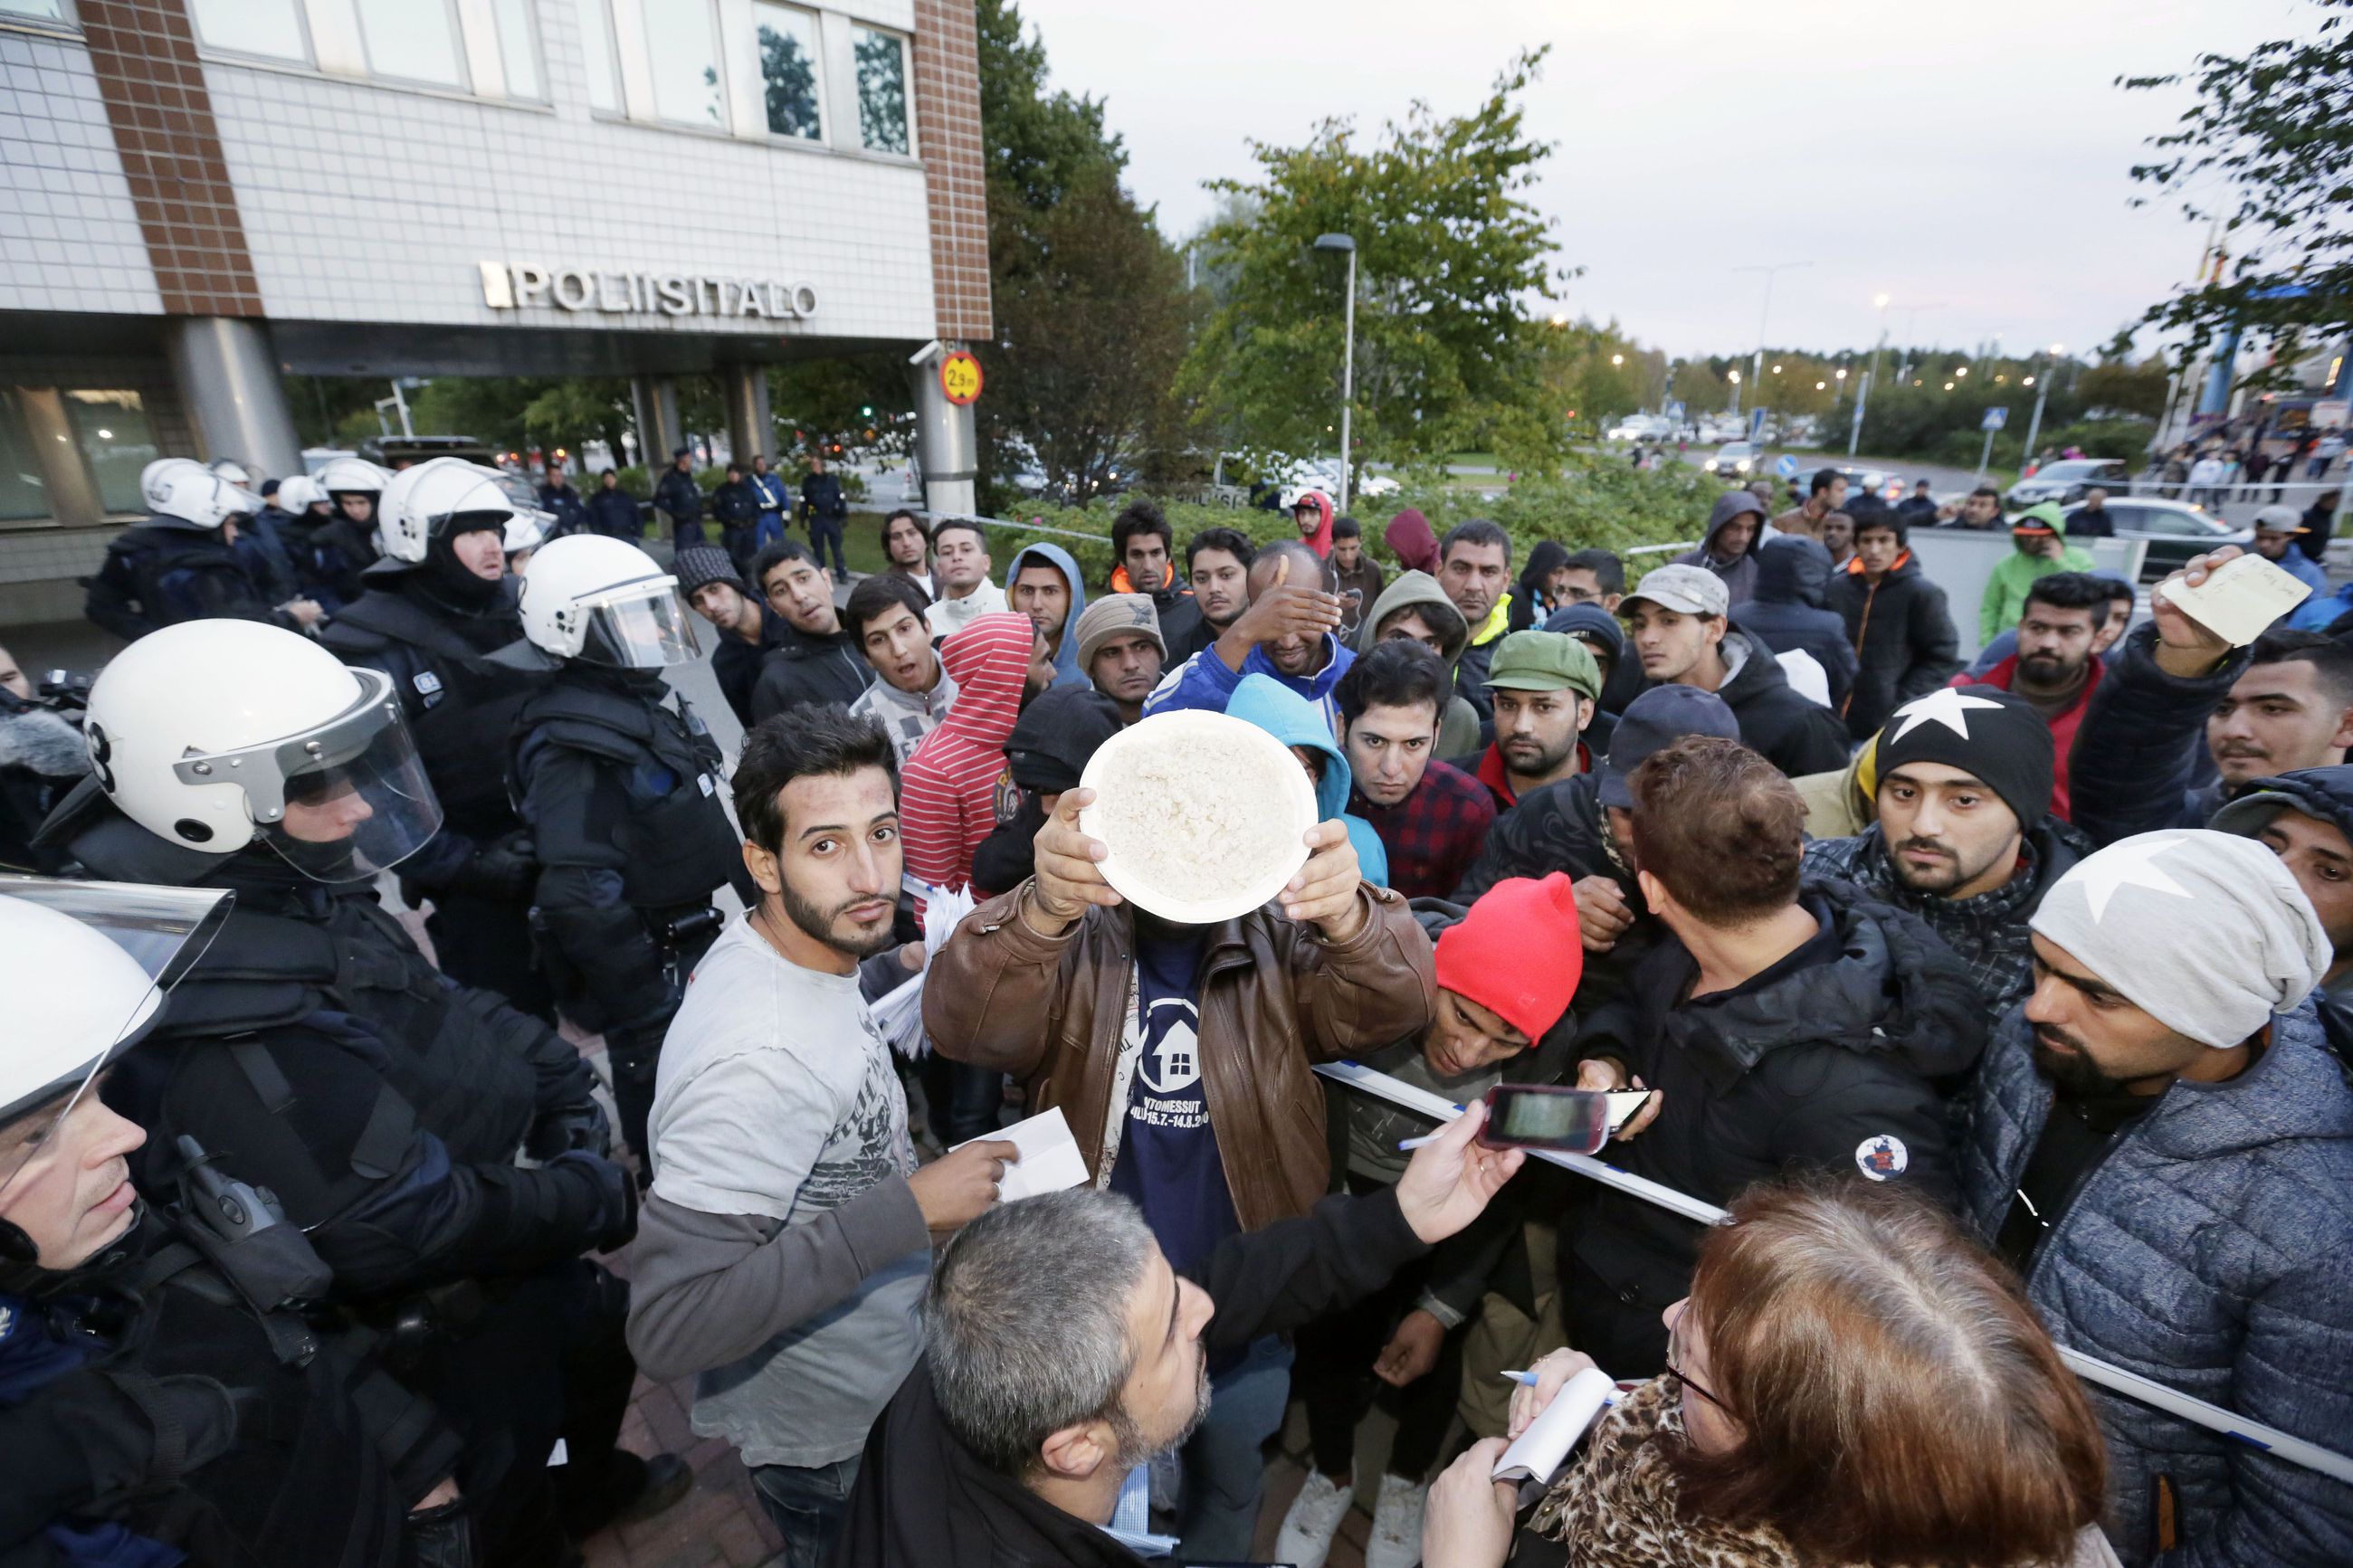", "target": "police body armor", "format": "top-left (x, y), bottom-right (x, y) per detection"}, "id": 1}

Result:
top-left (511, 670), bottom-right (743, 973)
top-left (83, 524), bottom-right (275, 644)
top-left (321, 588), bottom-right (538, 841)
top-left (0, 1205), bottom-right (459, 1568)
